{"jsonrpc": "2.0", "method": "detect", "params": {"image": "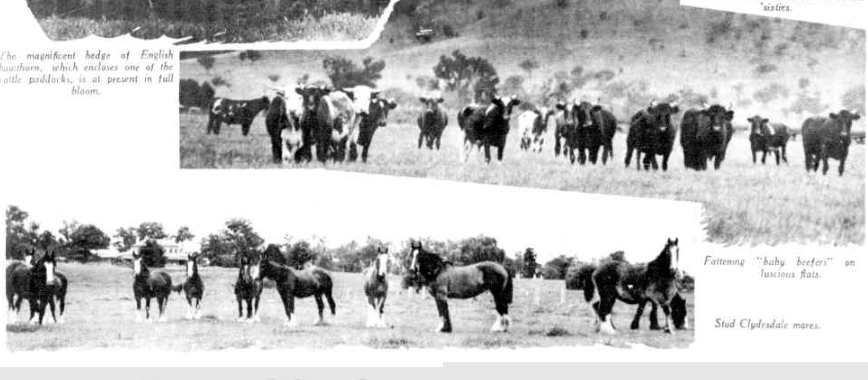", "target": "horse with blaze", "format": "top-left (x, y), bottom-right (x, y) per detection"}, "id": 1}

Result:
top-left (363, 247), bottom-right (391, 328)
